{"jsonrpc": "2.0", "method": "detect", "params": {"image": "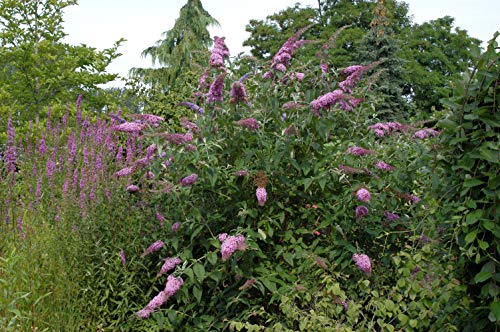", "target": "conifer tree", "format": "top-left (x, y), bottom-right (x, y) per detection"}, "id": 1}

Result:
top-left (131, 0), bottom-right (219, 89)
